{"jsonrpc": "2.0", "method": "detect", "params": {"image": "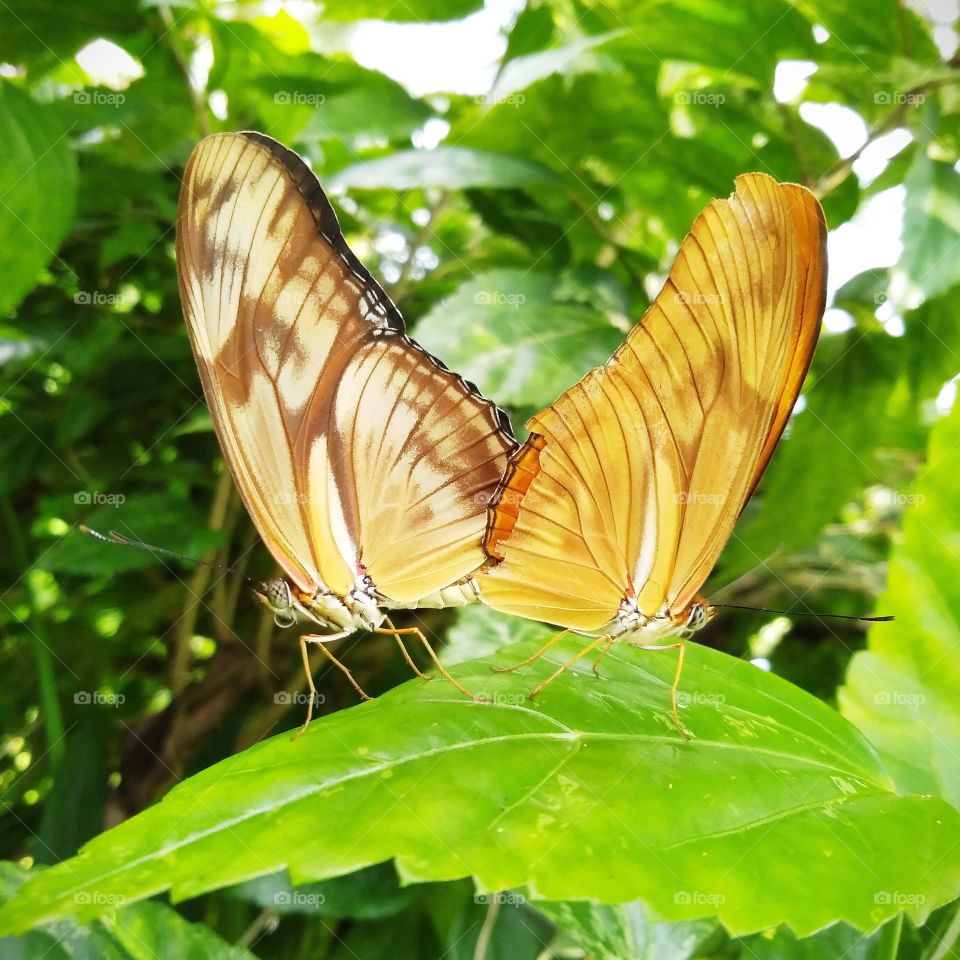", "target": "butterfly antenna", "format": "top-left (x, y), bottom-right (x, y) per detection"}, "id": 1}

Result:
top-left (78, 525), bottom-right (253, 581)
top-left (712, 602), bottom-right (893, 623)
